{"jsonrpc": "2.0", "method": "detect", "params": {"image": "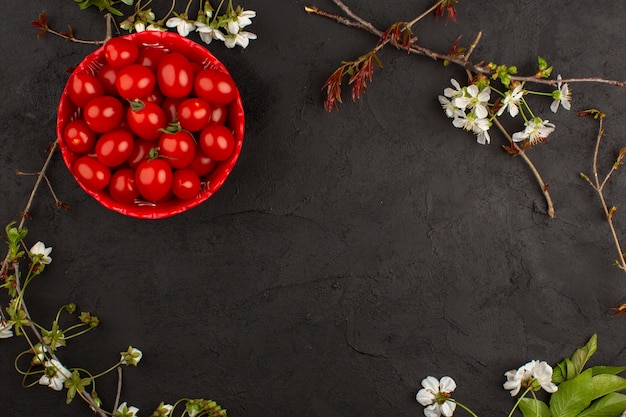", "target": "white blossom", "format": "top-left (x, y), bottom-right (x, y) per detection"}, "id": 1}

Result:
top-left (438, 95), bottom-right (458, 118)
top-left (120, 346), bottom-right (143, 366)
top-left (166, 16), bottom-right (196, 37)
top-left (416, 376), bottom-right (457, 417)
top-left (443, 79), bottom-right (463, 99)
top-left (30, 241), bottom-right (52, 264)
top-left (38, 359), bottom-right (71, 391)
top-left (453, 84), bottom-right (491, 119)
top-left (223, 31), bottom-right (257, 49)
top-left (195, 22), bottom-right (225, 45)
top-left (497, 84), bottom-right (524, 117)
top-left (503, 360), bottom-right (558, 396)
top-left (512, 117), bottom-right (555, 145)
top-left (115, 402), bottom-right (139, 417)
top-left (550, 75), bottom-right (572, 113)
top-left (0, 321), bottom-right (13, 339)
